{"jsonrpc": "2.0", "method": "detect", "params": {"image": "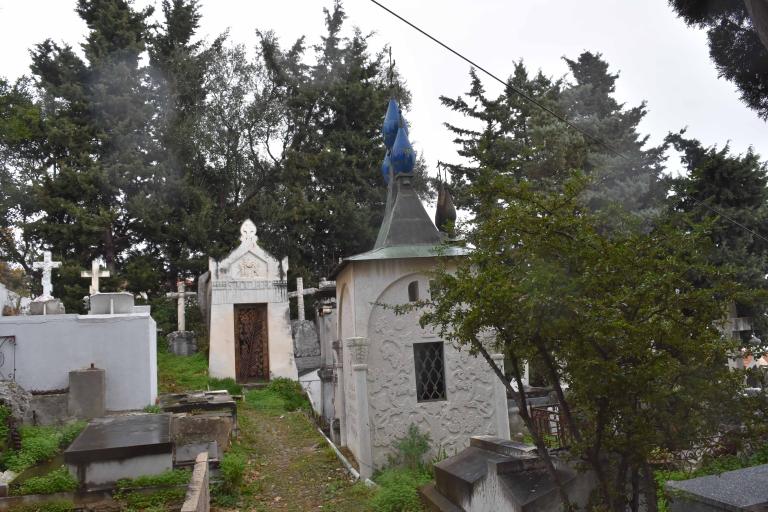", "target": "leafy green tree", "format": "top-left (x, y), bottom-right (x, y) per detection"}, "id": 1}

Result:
top-left (0, 76), bottom-right (46, 278)
top-left (420, 173), bottom-right (745, 511)
top-left (668, 0), bottom-right (768, 119)
top-left (666, 132), bottom-right (768, 328)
